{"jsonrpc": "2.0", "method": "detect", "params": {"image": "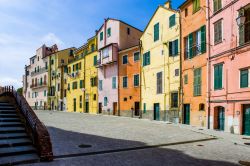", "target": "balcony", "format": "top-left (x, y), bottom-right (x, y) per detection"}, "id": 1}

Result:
top-left (30, 82), bottom-right (47, 89)
top-left (31, 67), bottom-right (48, 77)
top-left (184, 43), bottom-right (205, 60)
